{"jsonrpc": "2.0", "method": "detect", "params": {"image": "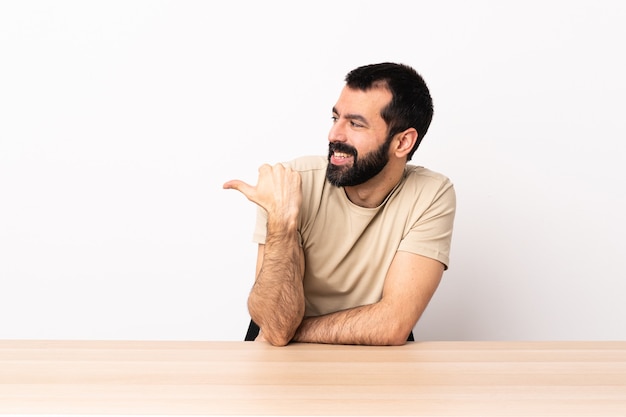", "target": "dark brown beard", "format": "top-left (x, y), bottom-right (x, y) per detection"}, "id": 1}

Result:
top-left (326, 139), bottom-right (391, 187)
